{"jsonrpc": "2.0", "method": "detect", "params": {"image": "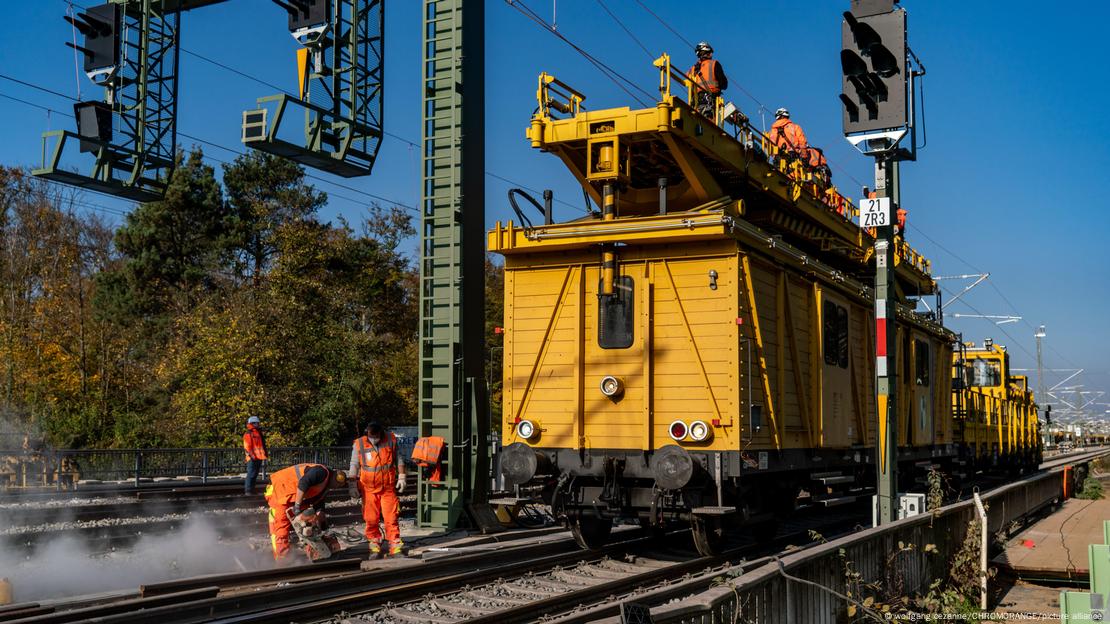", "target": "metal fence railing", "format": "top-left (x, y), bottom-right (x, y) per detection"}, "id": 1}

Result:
top-left (644, 457), bottom-right (1082, 624)
top-left (0, 437), bottom-right (421, 490)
